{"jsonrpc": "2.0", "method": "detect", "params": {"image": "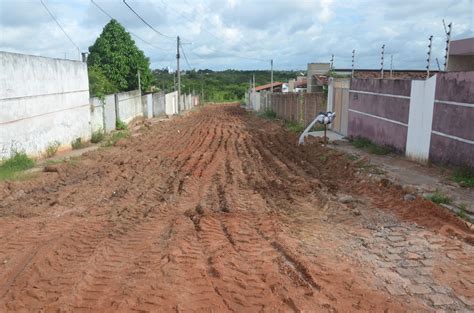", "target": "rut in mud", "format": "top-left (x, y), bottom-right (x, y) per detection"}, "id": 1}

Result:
top-left (0, 104), bottom-right (472, 312)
